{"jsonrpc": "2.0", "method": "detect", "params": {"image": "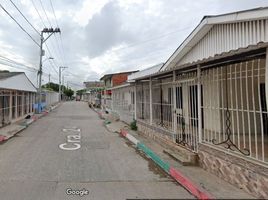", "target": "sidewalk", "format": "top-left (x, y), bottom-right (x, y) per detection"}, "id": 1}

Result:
top-left (0, 103), bottom-right (61, 142)
top-left (100, 112), bottom-right (255, 199)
